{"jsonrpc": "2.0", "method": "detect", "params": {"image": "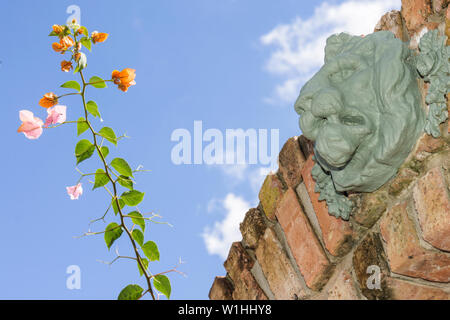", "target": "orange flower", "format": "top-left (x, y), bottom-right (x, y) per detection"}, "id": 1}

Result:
top-left (60, 36), bottom-right (74, 48)
top-left (61, 60), bottom-right (72, 72)
top-left (91, 31), bottom-right (109, 44)
top-left (111, 68), bottom-right (136, 92)
top-left (52, 42), bottom-right (65, 53)
top-left (39, 92), bottom-right (58, 108)
top-left (52, 36), bottom-right (75, 54)
top-left (74, 53), bottom-right (81, 62)
top-left (52, 24), bottom-right (64, 35)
